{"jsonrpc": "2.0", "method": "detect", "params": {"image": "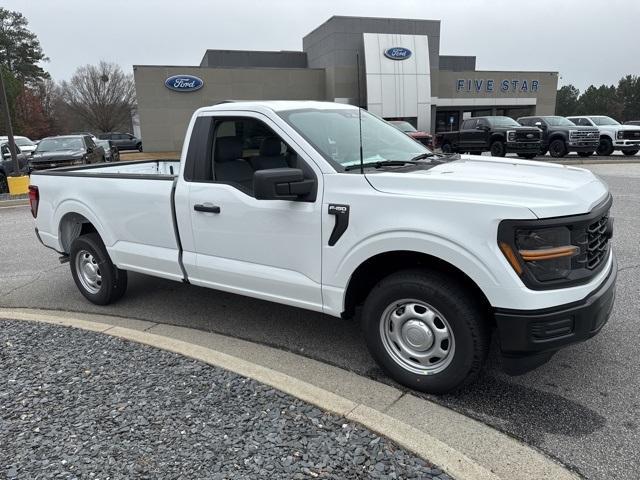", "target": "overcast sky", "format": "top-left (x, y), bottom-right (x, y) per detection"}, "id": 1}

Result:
top-left (6, 0), bottom-right (640, 91)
